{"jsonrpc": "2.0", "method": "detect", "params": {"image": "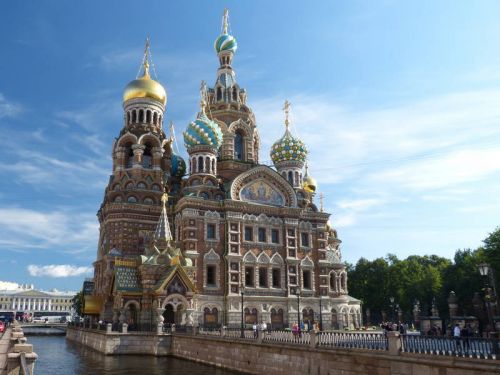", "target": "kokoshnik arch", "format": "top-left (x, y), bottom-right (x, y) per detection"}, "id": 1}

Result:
top-left (87, 9), bottom-right (361, 330)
